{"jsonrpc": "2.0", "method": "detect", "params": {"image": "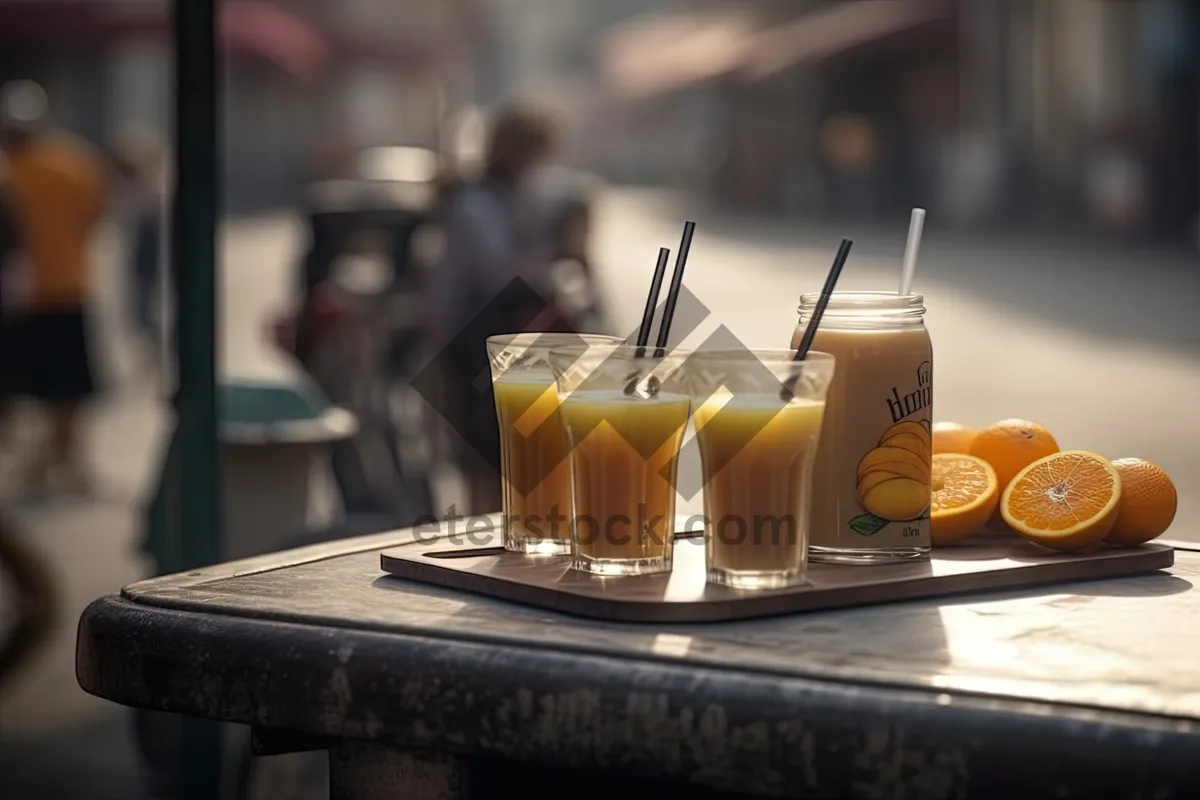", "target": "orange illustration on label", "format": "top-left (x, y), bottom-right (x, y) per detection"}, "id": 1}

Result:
top-left (854, 419), bottom-right (932, 528)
